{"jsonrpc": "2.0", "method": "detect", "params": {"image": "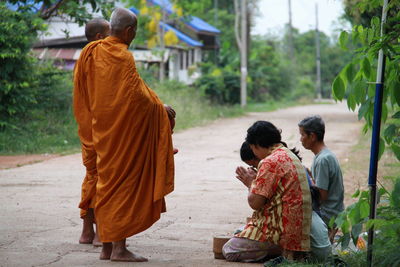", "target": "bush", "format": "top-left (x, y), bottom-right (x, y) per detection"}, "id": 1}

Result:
top-left (195, 64), bottom-right (240, 104)
top-left (0, 62), bottom-right (78, 154)
top-left (332, 177), bottom-right (400, 267)
top-left (0, 3), bottom-right (45, 128)
top-left (288, 76), bottom-right (315, 101)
